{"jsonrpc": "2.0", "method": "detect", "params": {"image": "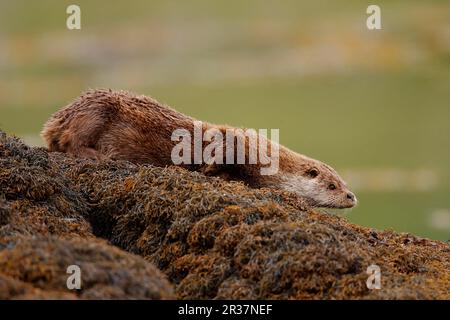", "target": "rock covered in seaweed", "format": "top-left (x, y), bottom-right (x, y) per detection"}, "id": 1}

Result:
top-left (0, 131), bottom-right (449, 299)
top-left (0, 235), bottom-right (174, 299)
top-left (0, 132), bottom-right (174, 299)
